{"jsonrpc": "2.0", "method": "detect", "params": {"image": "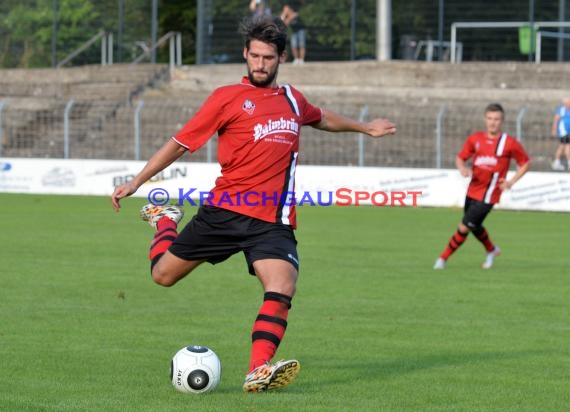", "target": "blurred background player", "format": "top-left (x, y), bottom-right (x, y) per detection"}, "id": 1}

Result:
top-left (434, 103), bottom-right (530, 270)
top-left (111, 14), bottom-right (396, 392)
top-left (550, 97), bottom-right (570, 171)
